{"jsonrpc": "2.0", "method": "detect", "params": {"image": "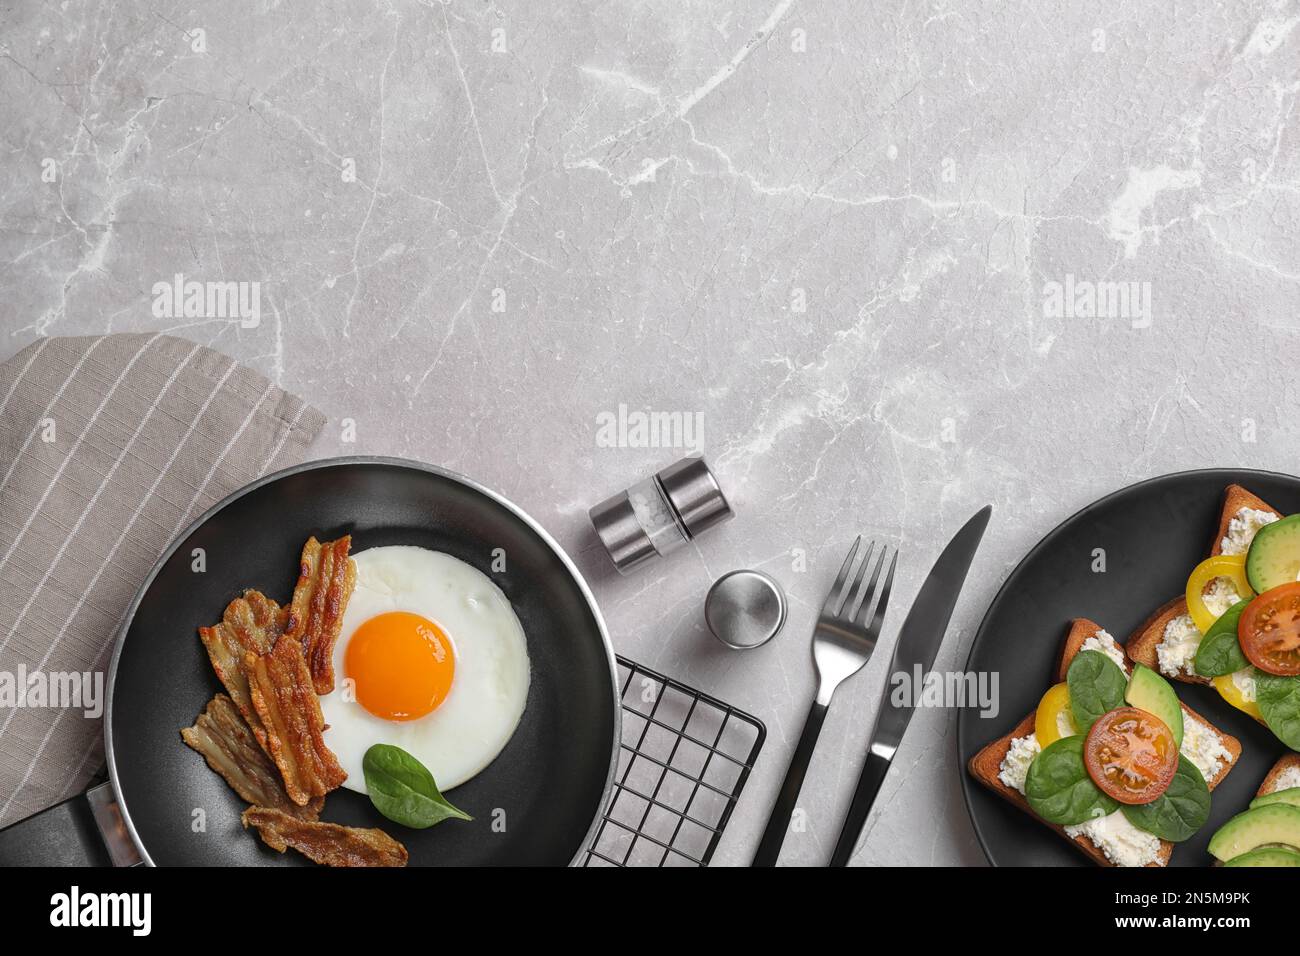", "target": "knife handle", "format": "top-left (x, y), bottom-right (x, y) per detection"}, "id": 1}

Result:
top-left (751, 698), bottom-right (828, 867)
top-left (828, 749), bottom-right (891, 866)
